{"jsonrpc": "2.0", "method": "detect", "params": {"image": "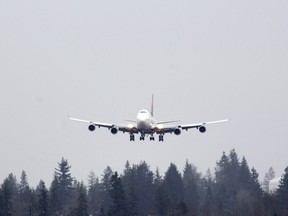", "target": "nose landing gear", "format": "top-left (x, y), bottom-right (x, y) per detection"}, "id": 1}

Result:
top-left (159, 134), bottom-right (164, 142)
